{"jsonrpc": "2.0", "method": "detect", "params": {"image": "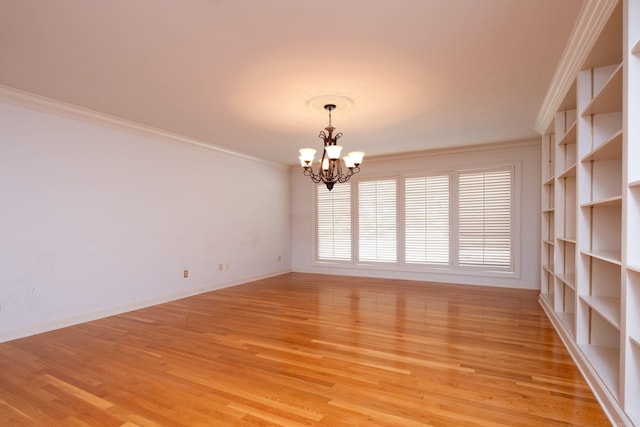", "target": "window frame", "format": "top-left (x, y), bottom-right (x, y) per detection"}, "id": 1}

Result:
top-left (355, 176), bottom-right (399, 265)
top-left (312, 162), bottom-right (521, 278)
top-left (313, 182), bottom-right (354, 264)
top-left (454, 165), bottom-right (517, 273)
top-left (403, 172), bottom-right (452, 268)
